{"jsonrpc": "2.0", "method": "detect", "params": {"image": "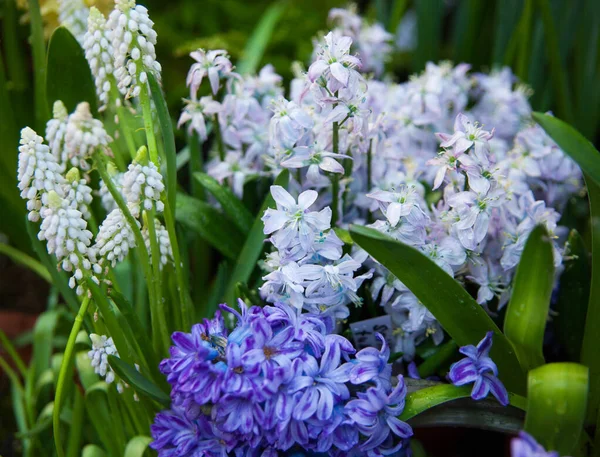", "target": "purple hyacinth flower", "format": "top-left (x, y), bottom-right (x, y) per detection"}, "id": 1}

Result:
top-left (349, 333), bottom-right (392, 388)
top-left (345, 375), bottom-right (413, 454)
top-left (511, 431), bottom-right (560, 457)
top-left (448, 331), bottom-right (509, 406)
